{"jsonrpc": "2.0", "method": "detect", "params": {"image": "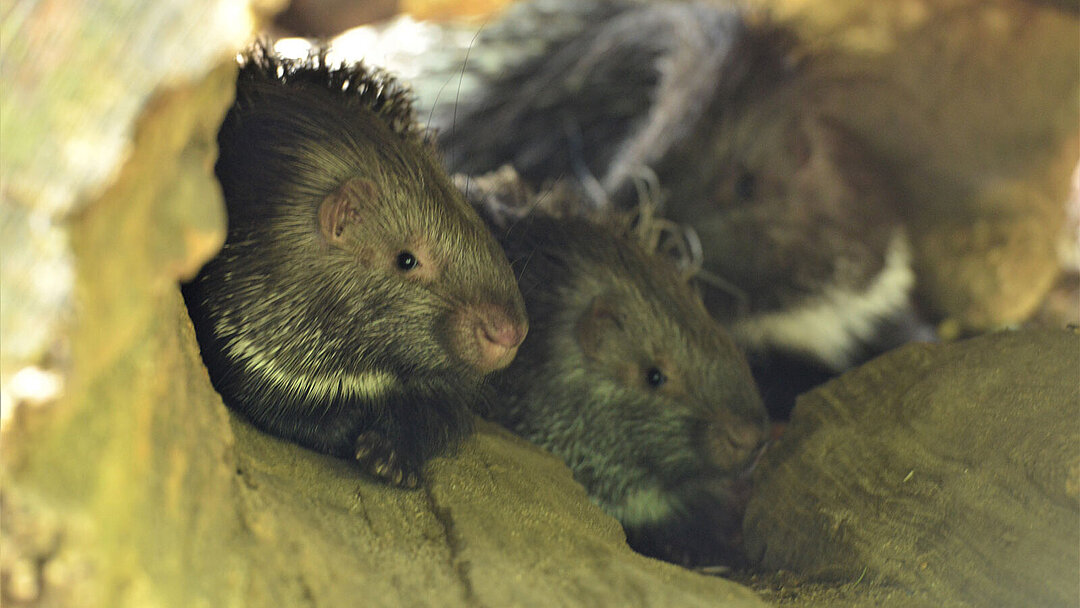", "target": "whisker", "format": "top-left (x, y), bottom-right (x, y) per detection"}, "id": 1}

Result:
top-left (503, 180), bottom-right (556, 239)
top-left (450, 22), bottom-right (487, 170)
top-left (513, 251), bottom-right (535, 281)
